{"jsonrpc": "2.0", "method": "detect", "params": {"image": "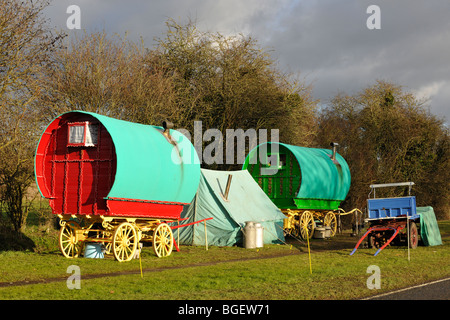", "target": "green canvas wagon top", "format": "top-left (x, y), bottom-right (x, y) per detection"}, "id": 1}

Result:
top-left (242, 142), bottom-right (351, 211)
